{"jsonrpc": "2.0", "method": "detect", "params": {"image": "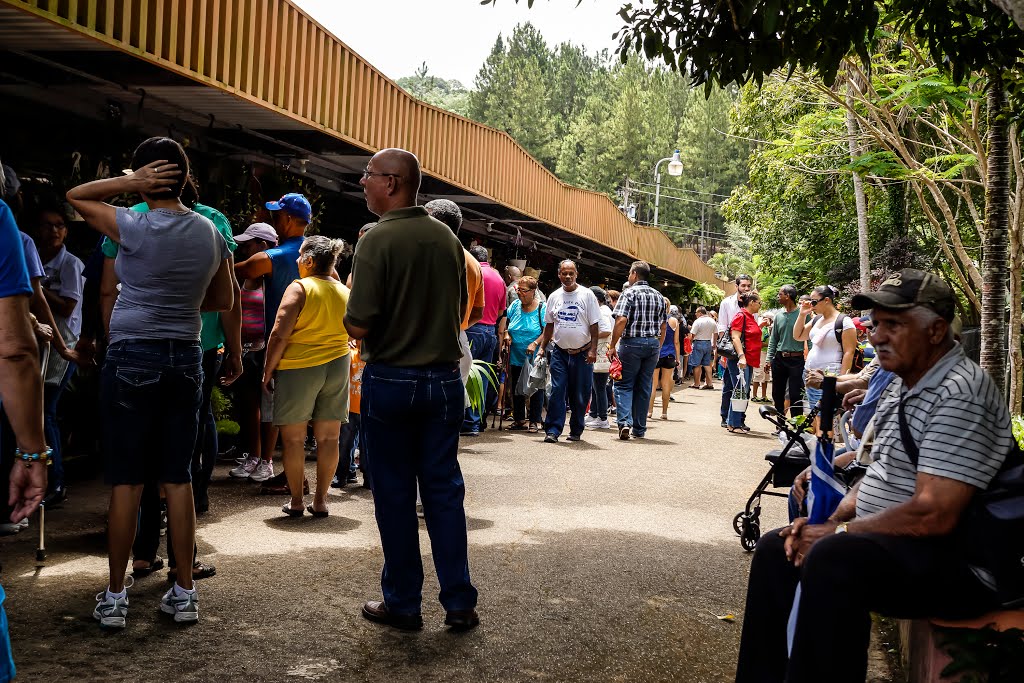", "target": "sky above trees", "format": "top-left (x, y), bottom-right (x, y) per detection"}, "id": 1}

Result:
top-left (292, 0), bottom-right (624, 85)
